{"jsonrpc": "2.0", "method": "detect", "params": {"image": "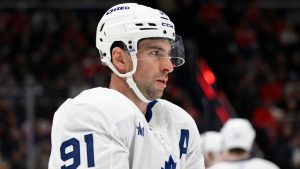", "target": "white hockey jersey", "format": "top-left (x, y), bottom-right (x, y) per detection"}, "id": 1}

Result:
top-left (48, 87), bottom-right (204, 169)
top-left (208, 157), bottom-right (280, 169)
